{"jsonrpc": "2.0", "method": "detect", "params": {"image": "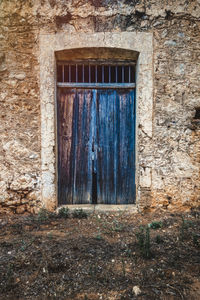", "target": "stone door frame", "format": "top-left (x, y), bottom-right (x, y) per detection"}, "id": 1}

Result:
top-left (39, 32), bottom-right (153, 210)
